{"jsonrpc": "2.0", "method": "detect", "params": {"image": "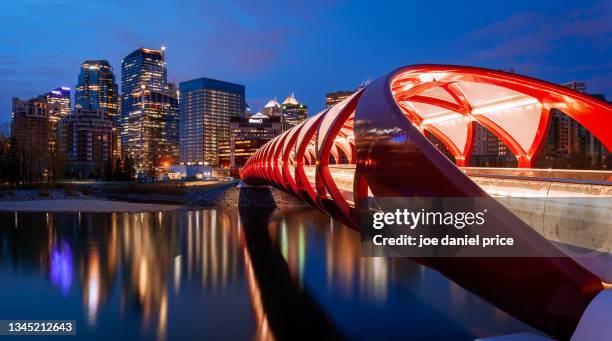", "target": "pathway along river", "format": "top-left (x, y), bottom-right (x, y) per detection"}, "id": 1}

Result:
top-left (0, 204), bottom-right (539, 340)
